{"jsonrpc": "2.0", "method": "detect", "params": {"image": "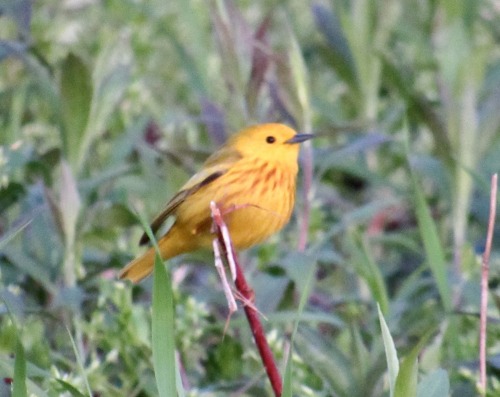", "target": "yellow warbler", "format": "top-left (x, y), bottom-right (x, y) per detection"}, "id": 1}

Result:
top-left (119, 123), bottom-right (313, 282)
